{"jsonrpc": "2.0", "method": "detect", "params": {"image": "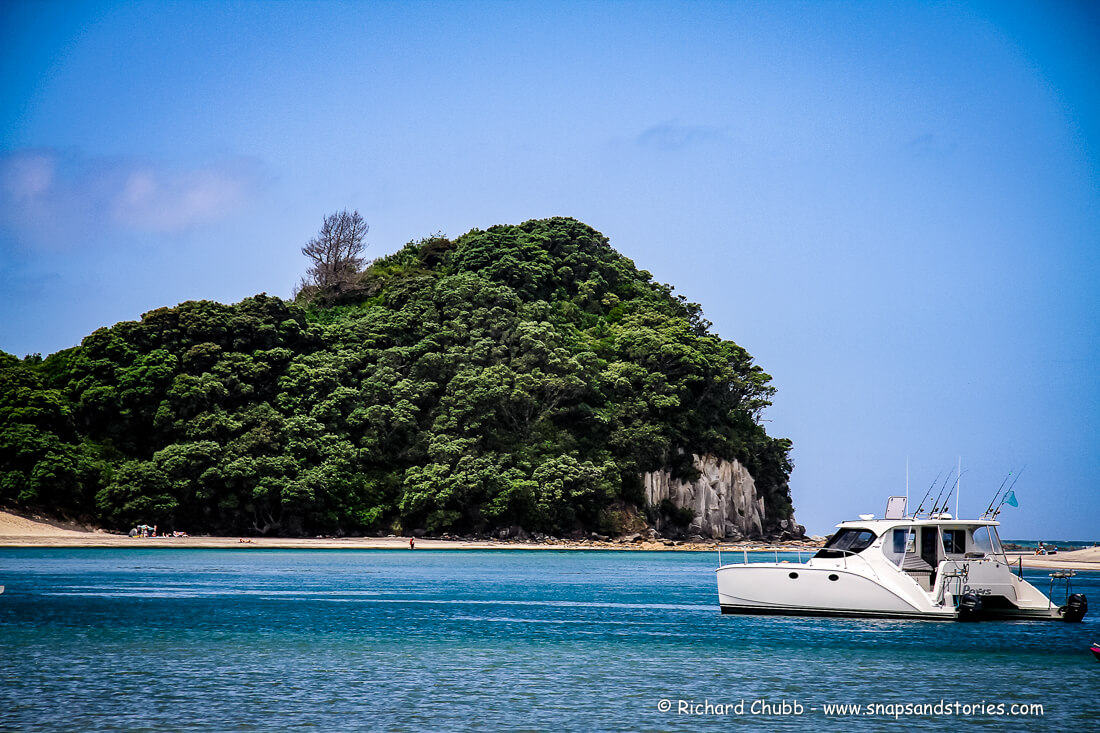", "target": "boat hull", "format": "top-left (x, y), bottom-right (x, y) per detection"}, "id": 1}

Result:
top-left (718, 604), bottom-right (945, 620)
top-left (716, 562), bottom-right (1071, 622)
top-left (717, 603), bottom-right (1069, 621)
top-left (717, 563), bottom-right (955, 620)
